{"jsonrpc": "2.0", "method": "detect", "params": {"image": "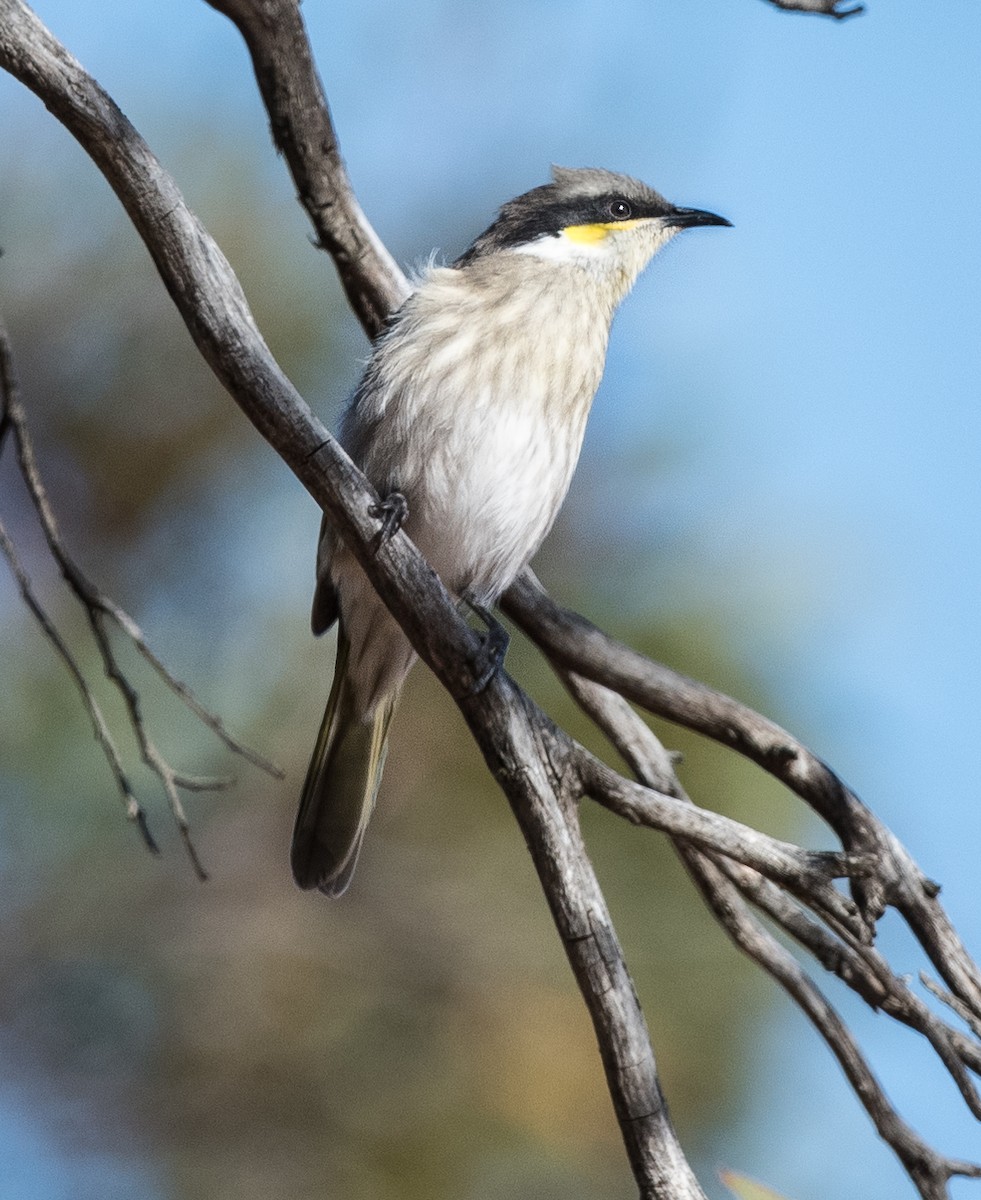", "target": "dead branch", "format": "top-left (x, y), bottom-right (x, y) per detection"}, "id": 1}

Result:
top-left (0, 296), bottom-right (279, 874)
top-left (0, 516), bottom-right (159, 853)
top-left (762, 0), bottom-right (865, 18)
top-left (560, 669), bottom-right (981, 1193)
top-left (0, 6), bottom-right (711, 1193)
top-left (502, 569), bottom-right (981, 1021)
top-left (0, 1), bottom-right (977, 1198)
top-left (204, 0), bottom-right (410, 338)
